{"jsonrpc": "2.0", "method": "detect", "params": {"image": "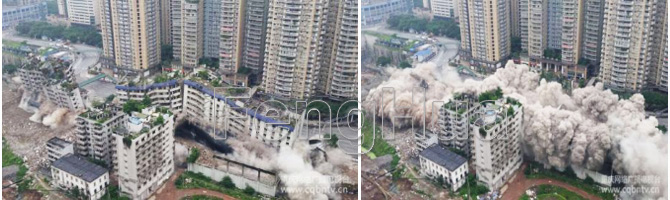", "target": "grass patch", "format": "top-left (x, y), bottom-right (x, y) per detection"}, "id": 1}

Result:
top-left (526, 162), bottom-right (614, 200)
top-left (456, 174), bottom-right (489, 200)
top-left (3, 137), bottom-right (24, 166)
top-left (176, 171), bottom-right (265, 200)
top-left (534, 184), bottom-right (586, 200)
